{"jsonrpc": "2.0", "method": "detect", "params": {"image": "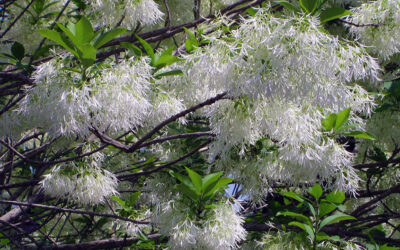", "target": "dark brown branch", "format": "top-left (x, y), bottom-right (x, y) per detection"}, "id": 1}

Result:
top-left (338, 18), bottom-right (380, 28)
top-left (126, 92), bottom-right (226, 153)
top-left (351, 183), bottom-right (400, 217)
top-left (352, 157), bottom-right (400, 169)
top-left (0, 200), bottom-right (149, 224)
top-left (118, 138), bottom-right (212, 180)
top-left (0, 0), bottom-right (35, 39)
top-left (24, 233), bottom-right (161, 250)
